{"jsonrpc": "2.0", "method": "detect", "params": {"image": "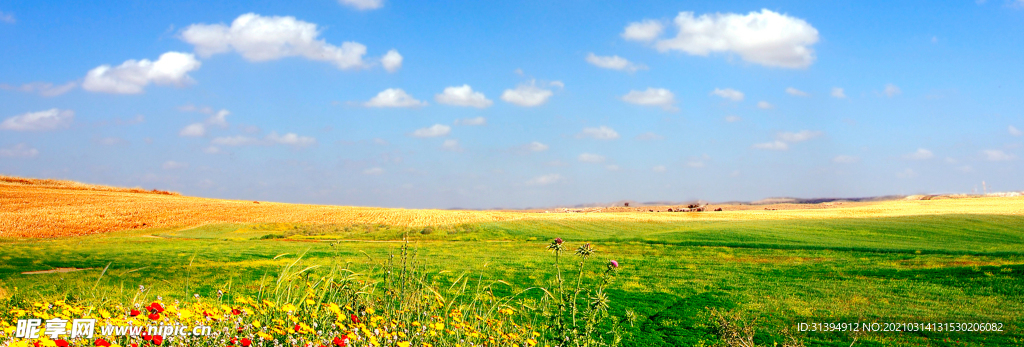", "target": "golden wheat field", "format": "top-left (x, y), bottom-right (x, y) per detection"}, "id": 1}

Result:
top-left (2, 175), bottom-right (1024, 237)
